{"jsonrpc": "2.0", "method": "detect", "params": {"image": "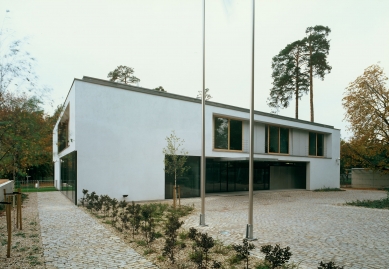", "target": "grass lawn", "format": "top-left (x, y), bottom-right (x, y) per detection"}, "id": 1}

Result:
top-left (313, 187), bottom-right (345, 192)
top-left (21, 187), bottom-right (58, 193)
top-left (346, 190), bottom-right (389, 209)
